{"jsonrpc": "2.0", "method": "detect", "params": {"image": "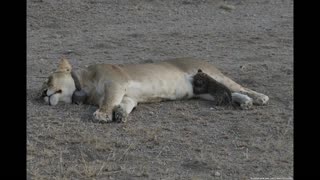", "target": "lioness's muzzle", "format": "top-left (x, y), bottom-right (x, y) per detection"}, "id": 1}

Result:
top-left (41, 89), bottom-right (62, 106)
